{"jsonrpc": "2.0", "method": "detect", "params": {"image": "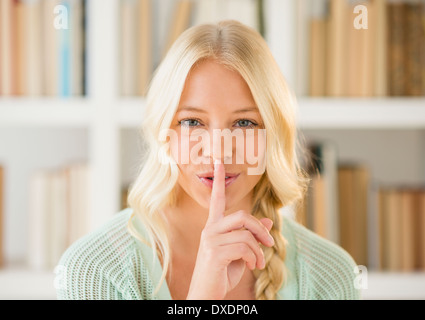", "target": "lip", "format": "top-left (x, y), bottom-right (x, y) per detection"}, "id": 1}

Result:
top-left (197, 173), bottom-right (240, 188)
